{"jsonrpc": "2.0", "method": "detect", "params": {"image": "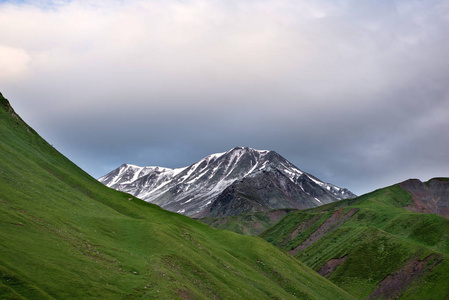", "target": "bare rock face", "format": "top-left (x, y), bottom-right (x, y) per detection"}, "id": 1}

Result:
top-left (207, 169), bottom-right (353, 218)
top-left (399, 178), bottom-right (449, 218)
